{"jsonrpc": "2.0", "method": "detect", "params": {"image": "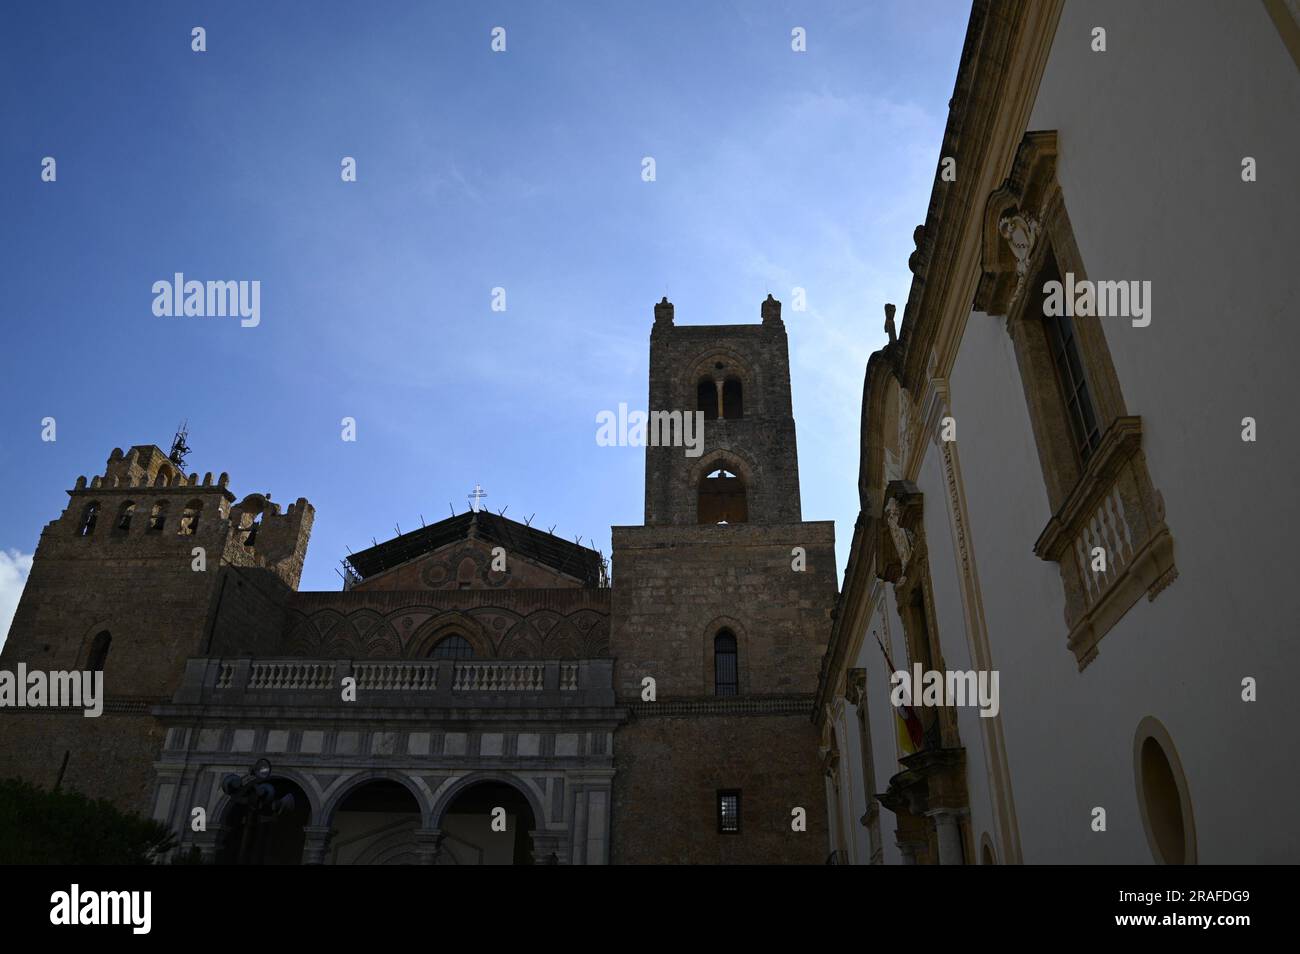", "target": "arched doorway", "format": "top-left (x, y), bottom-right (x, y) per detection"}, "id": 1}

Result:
top-left (330, 779), bottom-right (423, 864)
top-left (437, 780), bottom-right (537, 865)
top-left (216, 777), bottom-right (310, 865)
